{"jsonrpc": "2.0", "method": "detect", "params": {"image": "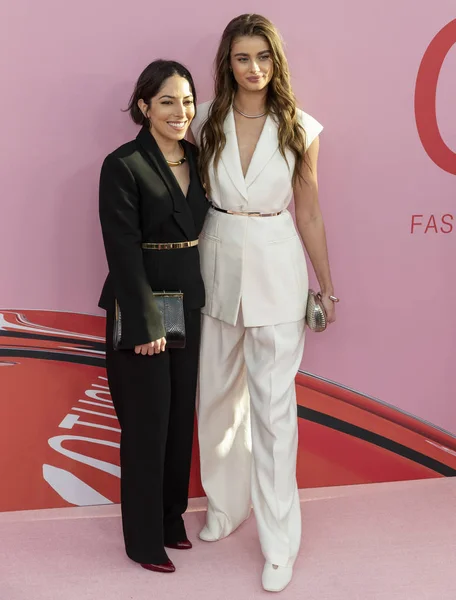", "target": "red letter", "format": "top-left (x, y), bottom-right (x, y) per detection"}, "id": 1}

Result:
top-left (424, 215), bottom-right (438, 233)
top-left (441, 214), bottom-right (454, 234)
top-left (411, 214), bottom-right (423, 233)
top-left (415, 20), bottom-right (456, 175)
